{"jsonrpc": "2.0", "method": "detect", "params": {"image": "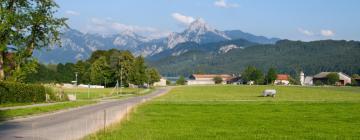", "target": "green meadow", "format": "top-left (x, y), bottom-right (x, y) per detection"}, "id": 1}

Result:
top-left (63, 88), bottom-right (143, 100)
top-left (86, 86), bottom-right (360, 140)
